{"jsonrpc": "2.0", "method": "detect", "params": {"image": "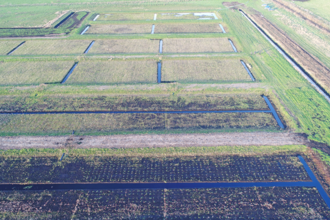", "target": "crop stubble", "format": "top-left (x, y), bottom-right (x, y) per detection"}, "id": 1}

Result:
top-left (0, 41), bottom-right (22, 55)
top-left (97, 13), bottom-right (154, 21)
top-left (87, 24), bottom-right (152, 34)
top-left (163, 38), bottom-right (234, 53)
top-left (89, 39), bottom-right (159, 54)
top-left (155, 24), bottom-right (224, 33)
